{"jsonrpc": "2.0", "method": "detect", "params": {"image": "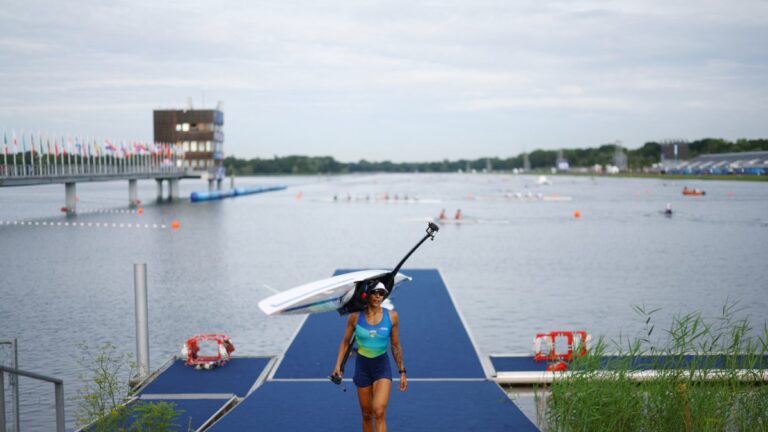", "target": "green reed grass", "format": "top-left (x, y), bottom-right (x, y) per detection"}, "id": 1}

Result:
top-left (542, 304), bottom-right (768, 431)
